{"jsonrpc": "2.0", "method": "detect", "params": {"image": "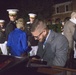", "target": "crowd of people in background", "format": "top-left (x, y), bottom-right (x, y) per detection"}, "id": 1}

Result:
top-left (0, 8), bottom-right (76, 71)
